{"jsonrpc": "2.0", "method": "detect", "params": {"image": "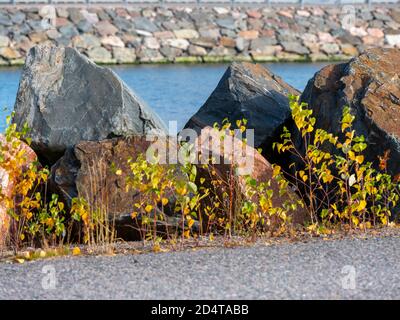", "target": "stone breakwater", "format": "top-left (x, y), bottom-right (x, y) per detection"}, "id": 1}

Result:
top-left (0, 5), bottom-right (400, 65)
